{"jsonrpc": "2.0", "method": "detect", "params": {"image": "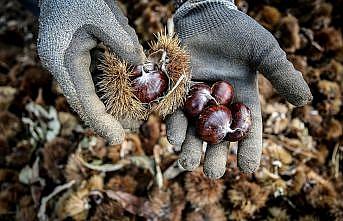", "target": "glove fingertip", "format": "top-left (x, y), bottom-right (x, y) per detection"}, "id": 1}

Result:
top-left (288, 89), bottom-right (313, 107)
top-left (108, 122), bottom-right (126, 145)
top-left (177, 126), bottom-right (203, 170)
top-left (173, 144), bottom-right (182, 152)
top-left (166, 132), bottom-right (183, 147)
top-left (237, 141), bottom-right (261, 173)
top-left (203, 166), bottom-right (226, 180)
top-left (203, 143), bottom-right (228, 179)
top-left (106, 41), bottom-right (145, 65)
top-left (178, 154), bottom-right (201, 171)
top-left (115, 44), bottom-right (146, 66)
top-left (129, 46), bottom-right (146, 65)
top-left (89, 23), bottom-right (146, 66)
top-left (90, 114), bottom-right (125, 146)
top-left (166, 110), bottom-right (188, 146)
top-left (237, 155), bottom-right (260, 173)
